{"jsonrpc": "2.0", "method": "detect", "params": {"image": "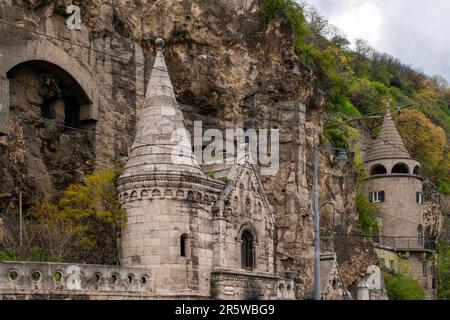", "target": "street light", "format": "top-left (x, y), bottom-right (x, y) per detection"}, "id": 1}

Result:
top-left (312, 99), bottom-right (412, 300)
top-left (334, 149), bottom-right (348, 161)
top-left (313, 141), bottom-right (347, 301)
